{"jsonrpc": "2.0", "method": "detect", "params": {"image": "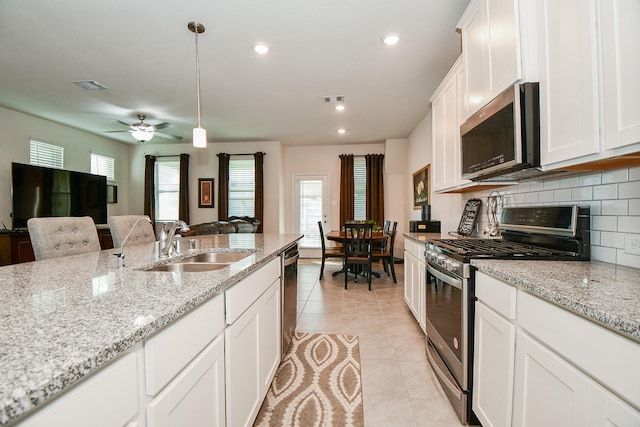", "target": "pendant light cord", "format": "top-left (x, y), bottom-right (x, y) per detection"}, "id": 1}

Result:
top-left (195, 23), bottom-right (202, 128)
